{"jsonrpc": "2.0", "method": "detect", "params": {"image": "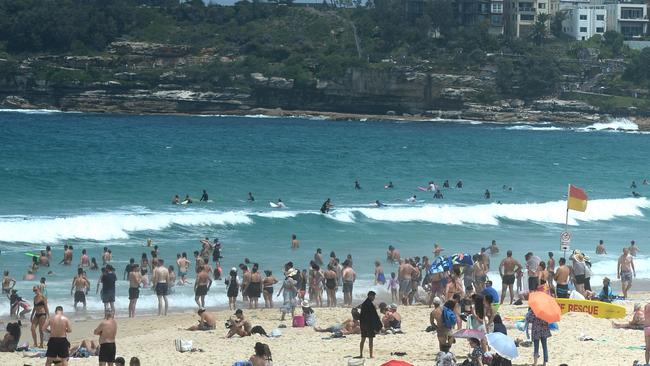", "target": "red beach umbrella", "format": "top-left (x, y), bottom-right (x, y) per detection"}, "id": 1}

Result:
top-left (380, 361), bottom-right (414, 366)
top-left (528, 291), bottom-right (561, 323)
